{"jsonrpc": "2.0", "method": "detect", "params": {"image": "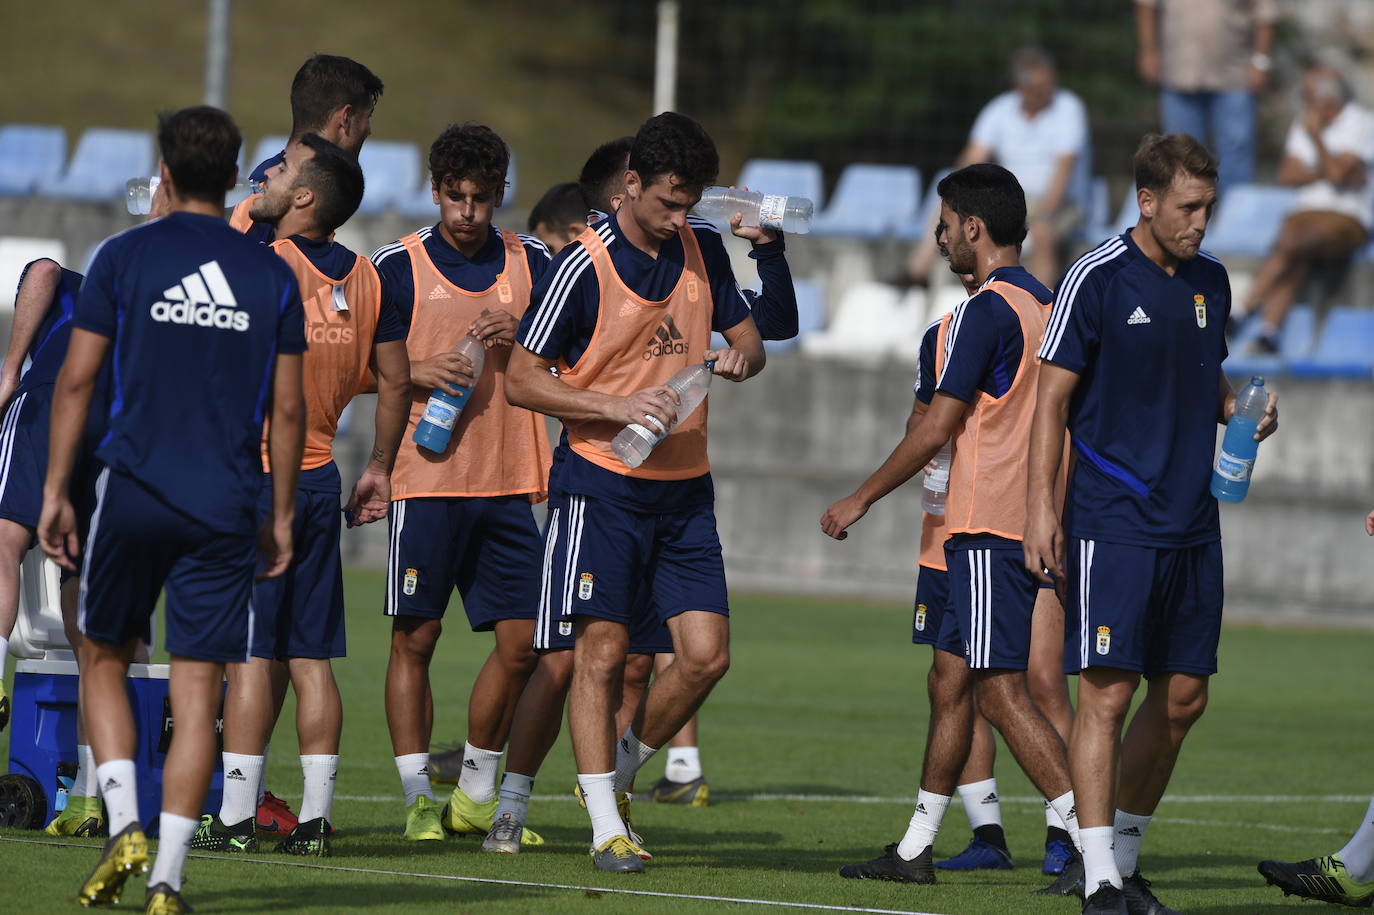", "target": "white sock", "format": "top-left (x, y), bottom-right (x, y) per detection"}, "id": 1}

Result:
top-left (72, 745), bottom-right (97, 798)
top-left (958, 777), bottom-right (1002, 830)
top-left (0, 635), bottom-right (9, 664)
top-left (1081, 825), bottom-right (1123, 892)
top-left (458, 742), bottom-right (502, 804)
top-left (1338, 796), bottom-right (1374, 883)
top-left (665, 746), bottom-right (702, 783)
top-left (1113, 810), bottom-right (1151, 876)
top-left (96, 759), bottom-right (140, 836)
top-left (395, 753), bottom-right (434, 805)
top-left (258, 741), bottom-right (270, 805)
top-left (897, 790), bottom-right (951, 860)
top-left (494, 772), bottom-right (535, 824)
top-left (148, 812), bottom-right (197, 892)
top-left (1048, 790), bottom-right (1081, 850)
top-left (219, 753), bottom-right (263, 826)
top-left (298, 755), bottom-right (338, 823)
top-left (1045, 798), bottom-right (1068, 831)
top-left (613, 729), bottom-right (659, 793)
top-left (579, 771), bottom-right (628, 848)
